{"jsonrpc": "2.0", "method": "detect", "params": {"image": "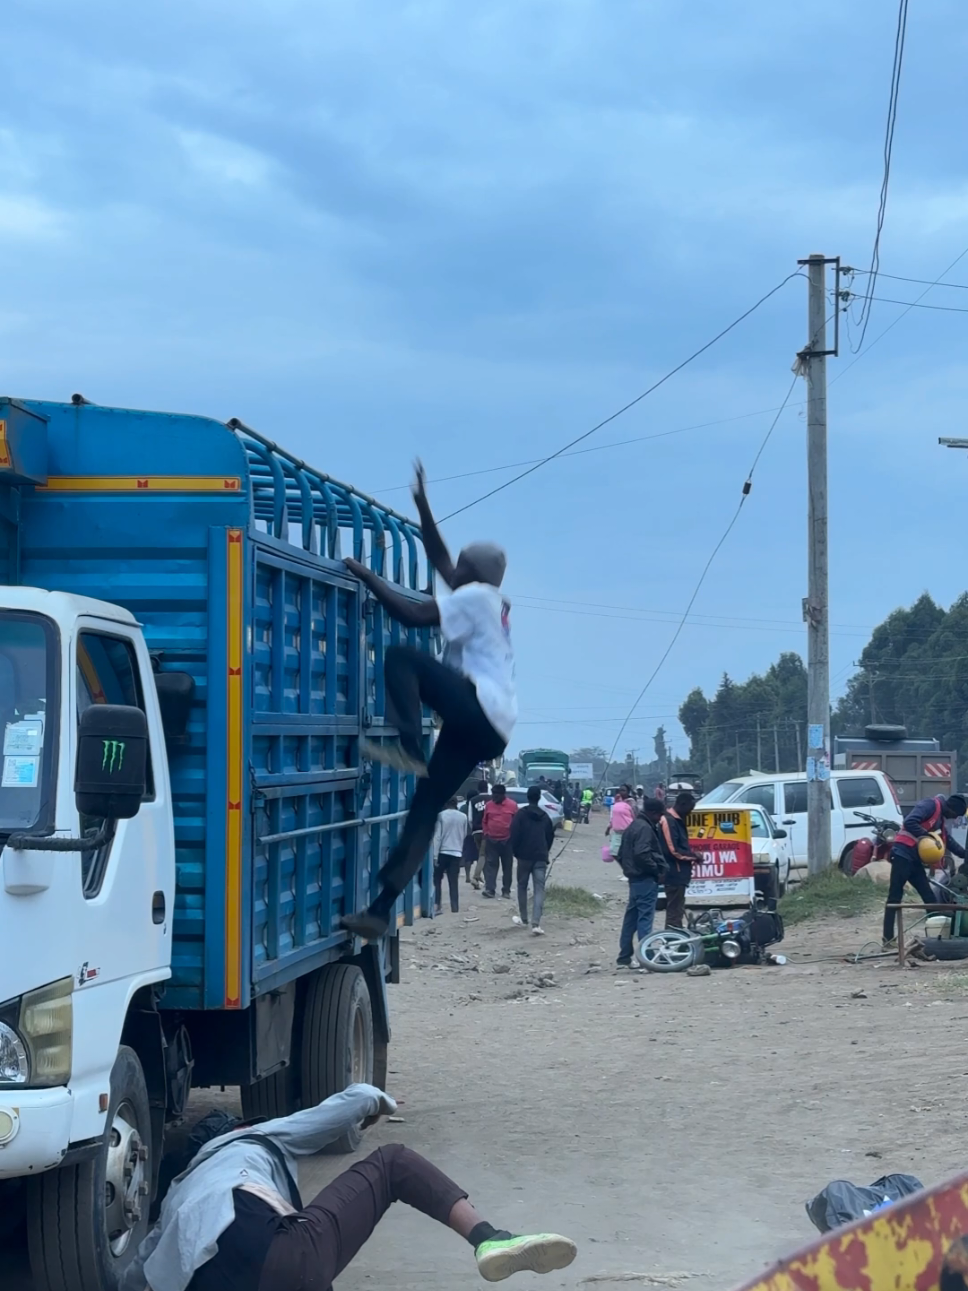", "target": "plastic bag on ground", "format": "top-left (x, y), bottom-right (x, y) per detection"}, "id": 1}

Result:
top-left (806, 1174), bottom-right (923, 1233)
